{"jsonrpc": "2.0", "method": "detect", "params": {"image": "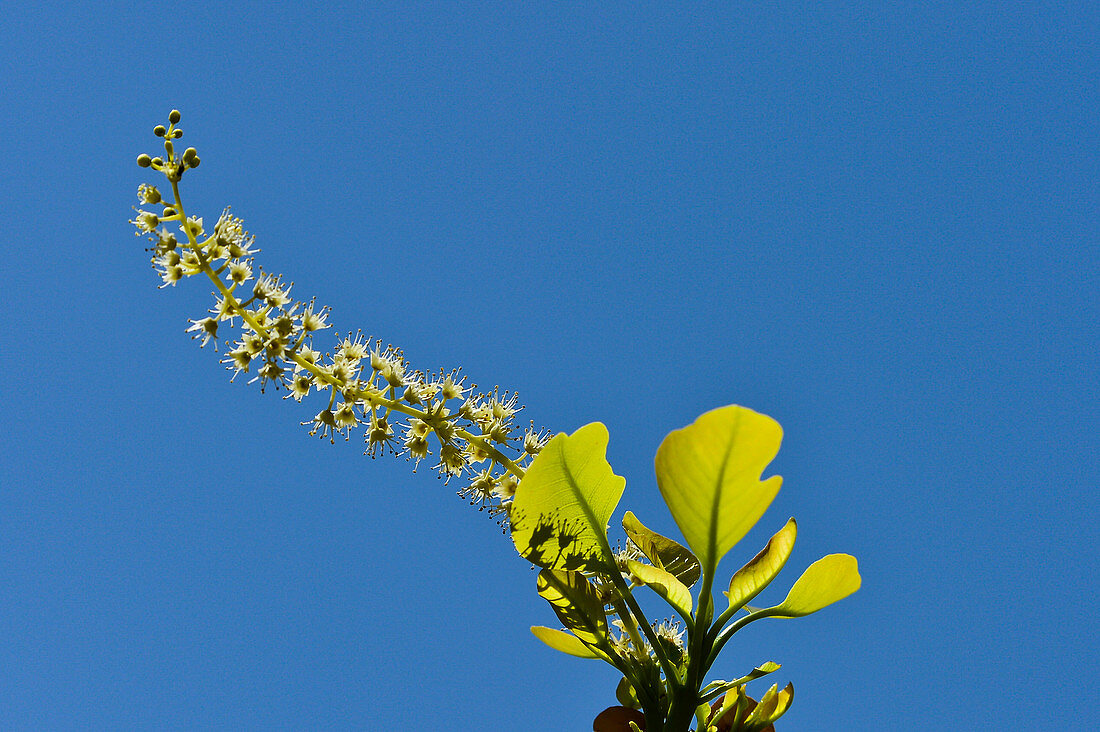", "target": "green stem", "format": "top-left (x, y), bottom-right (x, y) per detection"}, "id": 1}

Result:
top-left (609, 569), bottom-right (681, 690)
top-left (167, 176), bottom-right (527, 482)
top-left (605, 595), bottom-right (660, 714)
top-left (705, 608), bottom-right (781, 670)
